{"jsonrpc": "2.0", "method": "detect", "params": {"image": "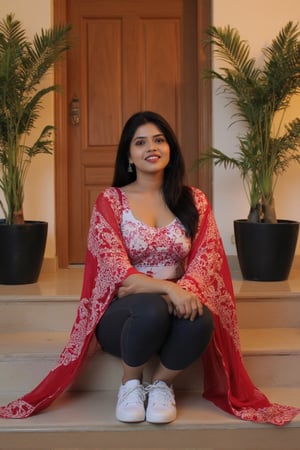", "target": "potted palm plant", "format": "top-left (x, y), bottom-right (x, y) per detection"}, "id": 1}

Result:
top-left (0, 13), bottom-right (71, 284)
top-left (198, 21), bottom-right (300, 281)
